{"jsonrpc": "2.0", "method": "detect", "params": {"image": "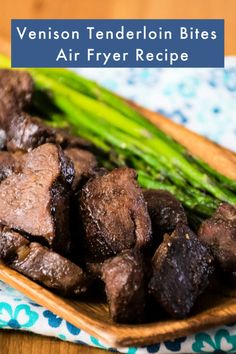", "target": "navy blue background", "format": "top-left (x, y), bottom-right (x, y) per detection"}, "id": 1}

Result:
top-left (11, 19), bottom-right (224, 68)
